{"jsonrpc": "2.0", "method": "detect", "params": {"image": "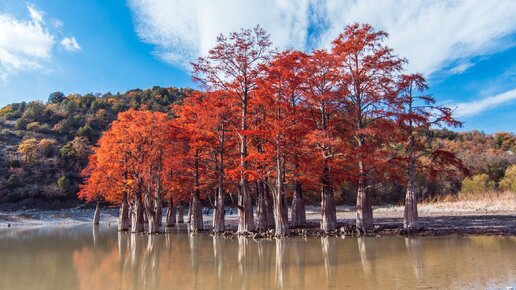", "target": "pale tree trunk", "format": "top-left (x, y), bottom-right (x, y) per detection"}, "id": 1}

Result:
top-left (320, 162), bottom-right (336, 231)
top-left (190, 196), bottom-right (203, 232)
top-left (356, 160), bottom-right (373, 231)
top-left (187, 200), bottom-right (192, 224)
top-left (155, 194), bottom-right (162, 227)
top-left (213, 188), bottom-right (225, 232)
top-left (144, 193), bottom-right (158, 234)
top-left (273, 141), bottom-right (289, 237)
top-left (213, 135), bottom-right (226, 233)
top-left (256, 181), bottom-right (268, 230)
top-left (177, 204), bottom-right (184, 223)
top-left (291, 179), bottom-right (306, 227)
top-left (237, 95), bottom-right (255, 233)
top-left (265, 183), bottom-right (275, 228)
top-left (131, 193), bottom-right (144, 233)
top-left (93, 200), bottom-right (100, 225)
top-left (118, 192), bottom-right (130, 231)
top-left (404, 133), bottom-right (419, 229)
top-left (165, 197), bottom-right (176, 227)
top-left (190, 151), bottom-right (204, 232)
